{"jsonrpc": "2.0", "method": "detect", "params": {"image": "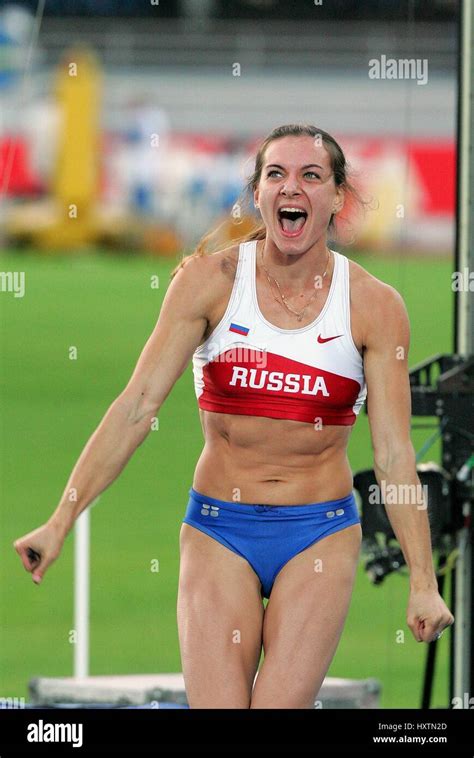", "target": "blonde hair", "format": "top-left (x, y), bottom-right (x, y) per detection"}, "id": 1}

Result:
top-left (170, 123), bottom-right (368, 280)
